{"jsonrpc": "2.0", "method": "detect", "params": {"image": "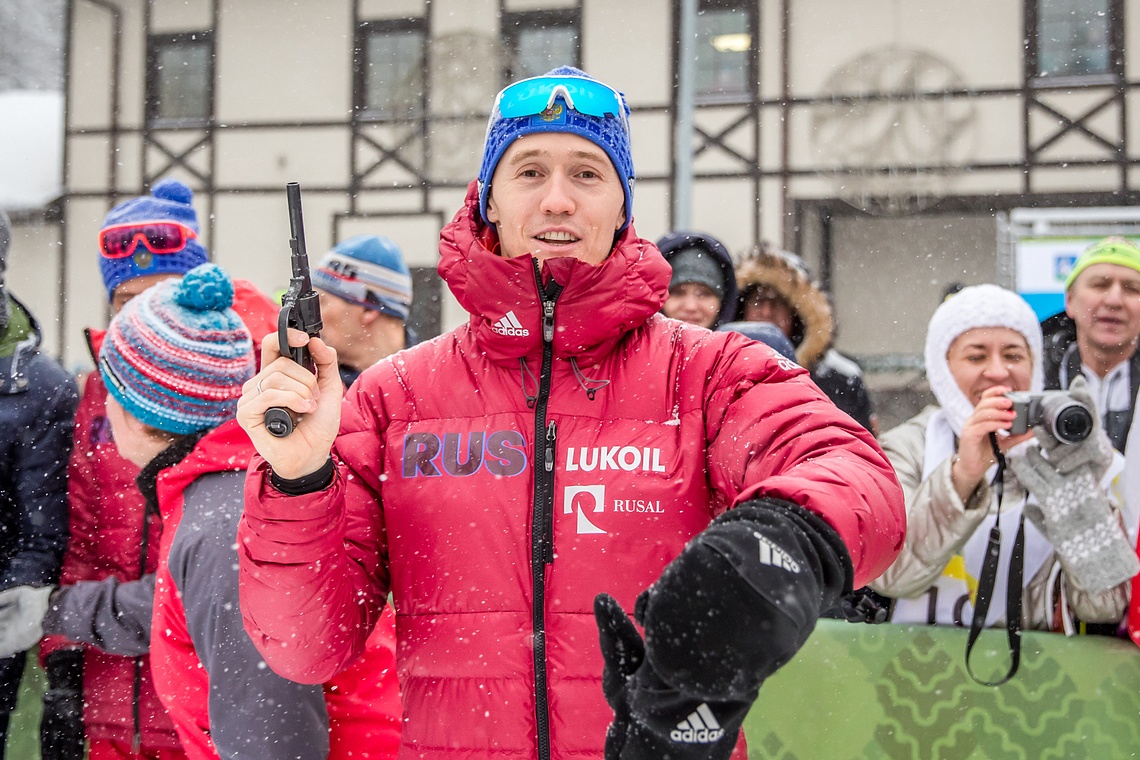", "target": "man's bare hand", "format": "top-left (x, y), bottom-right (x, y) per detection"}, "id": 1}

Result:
top-left (237, 328), bottom-right (342, 480)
